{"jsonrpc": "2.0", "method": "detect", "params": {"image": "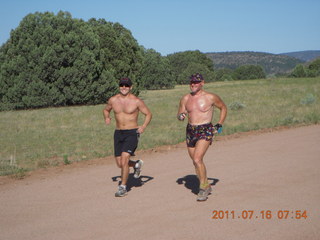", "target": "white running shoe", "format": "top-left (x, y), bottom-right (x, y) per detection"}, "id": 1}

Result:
top-left (197, 185), bottom-right (212, 201)
top-left (133, 160), bottom-right (144, 178)
top-left (115, 185), bottom-right (127, 197)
